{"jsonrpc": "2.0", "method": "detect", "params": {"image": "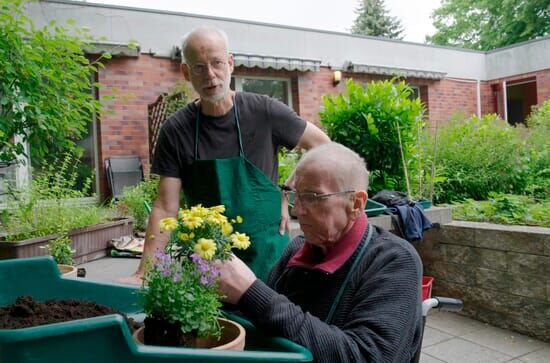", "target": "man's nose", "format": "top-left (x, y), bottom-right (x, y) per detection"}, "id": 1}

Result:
top-left (204, 63), bottom-right (217, 79)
